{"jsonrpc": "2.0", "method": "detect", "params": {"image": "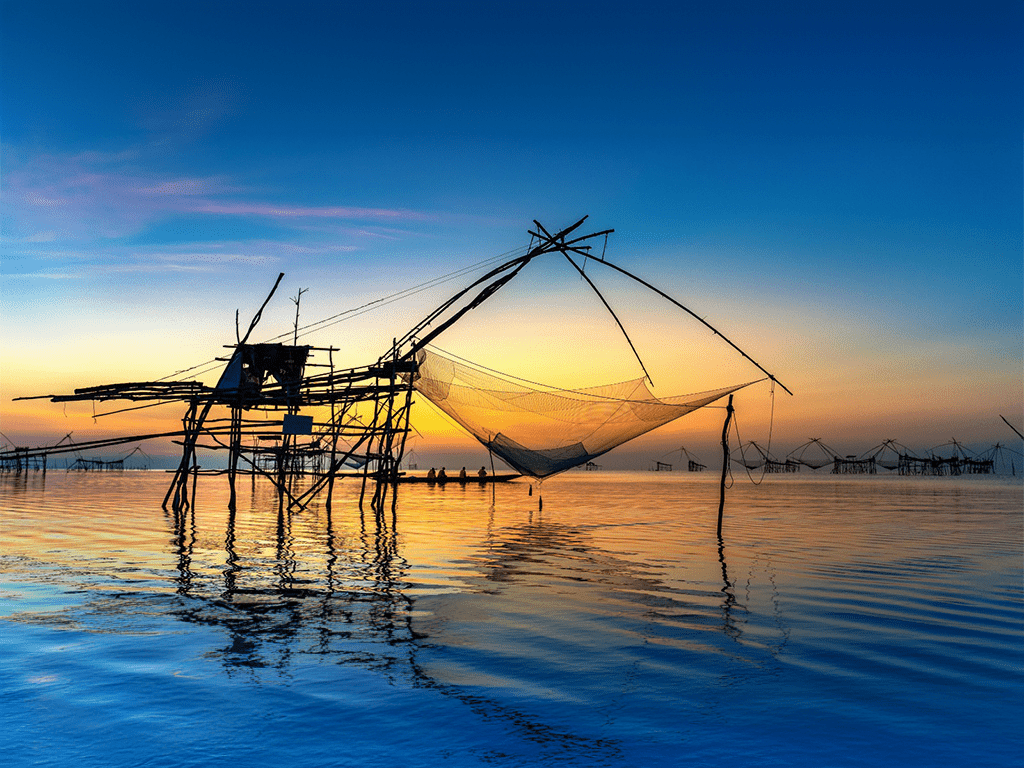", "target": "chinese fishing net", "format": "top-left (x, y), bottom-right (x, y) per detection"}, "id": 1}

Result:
top-left (410, 348), bottom-right (755, 478)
